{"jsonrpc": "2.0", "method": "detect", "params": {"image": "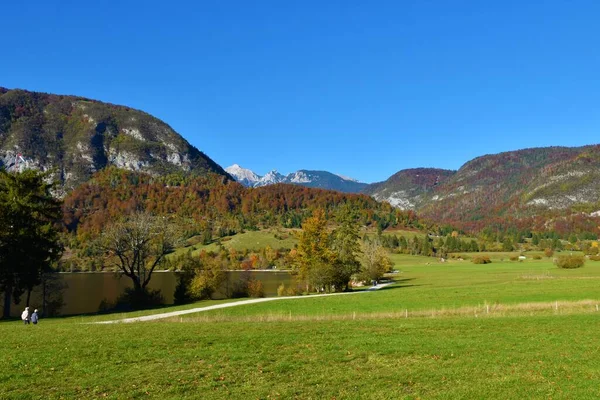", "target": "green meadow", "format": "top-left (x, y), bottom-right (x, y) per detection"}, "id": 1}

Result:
top-left (3, 255), bottom-right (600, 399)
top-left (170, 229), bottom-right (299, 258)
